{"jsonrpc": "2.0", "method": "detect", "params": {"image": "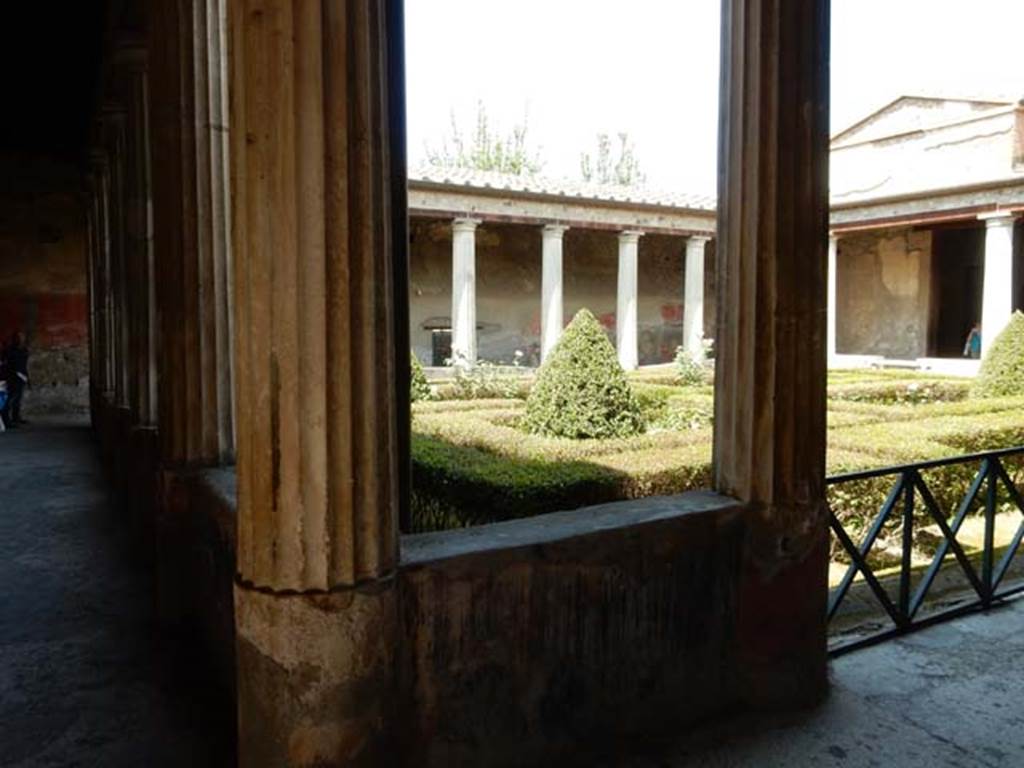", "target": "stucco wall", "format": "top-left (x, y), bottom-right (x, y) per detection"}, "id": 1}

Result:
top-left (0, 156), bottom-right (89, 413)
top-left (409, 218), bottom-right (712, 367)
top-left (837, 228), bottom-right (933, 359)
